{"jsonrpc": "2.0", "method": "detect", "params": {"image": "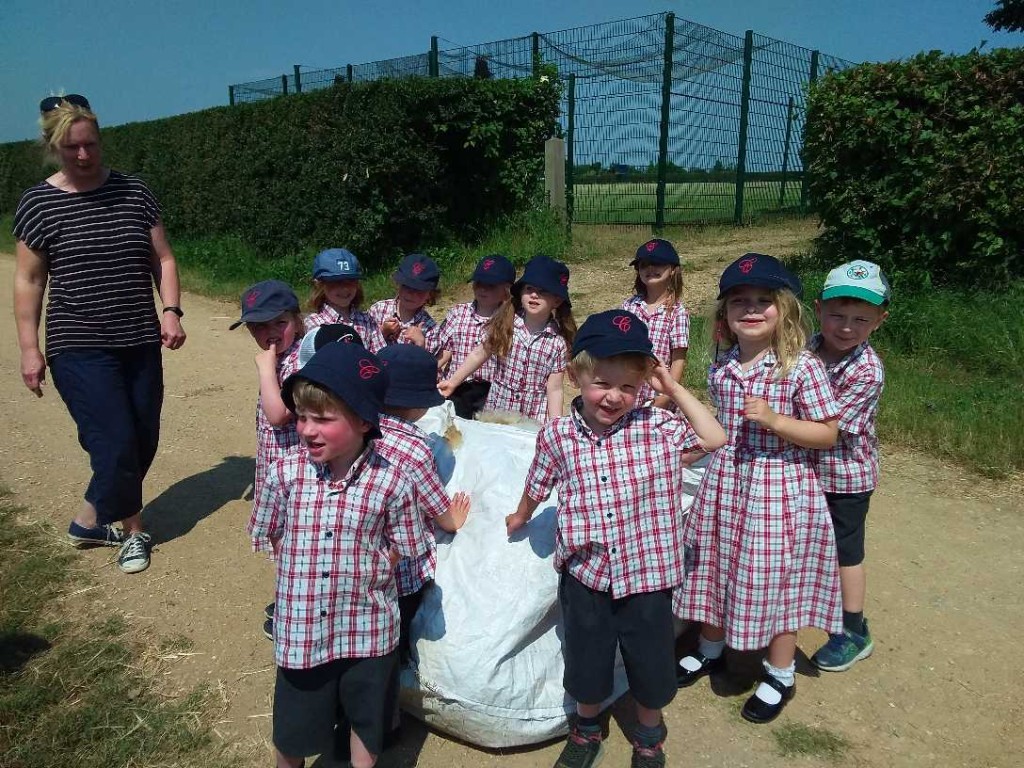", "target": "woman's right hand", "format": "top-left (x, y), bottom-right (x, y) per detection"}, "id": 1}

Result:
top-left (21, 348), bottom-right (46, 397)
